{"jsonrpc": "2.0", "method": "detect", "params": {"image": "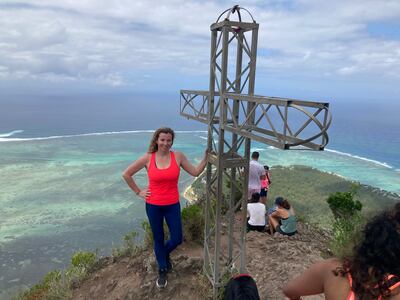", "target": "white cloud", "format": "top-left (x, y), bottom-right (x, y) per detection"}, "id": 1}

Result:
top-left (0, 1), bottom-right (399, 90)
top-left (337, 66), bottom-right (358, 75)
